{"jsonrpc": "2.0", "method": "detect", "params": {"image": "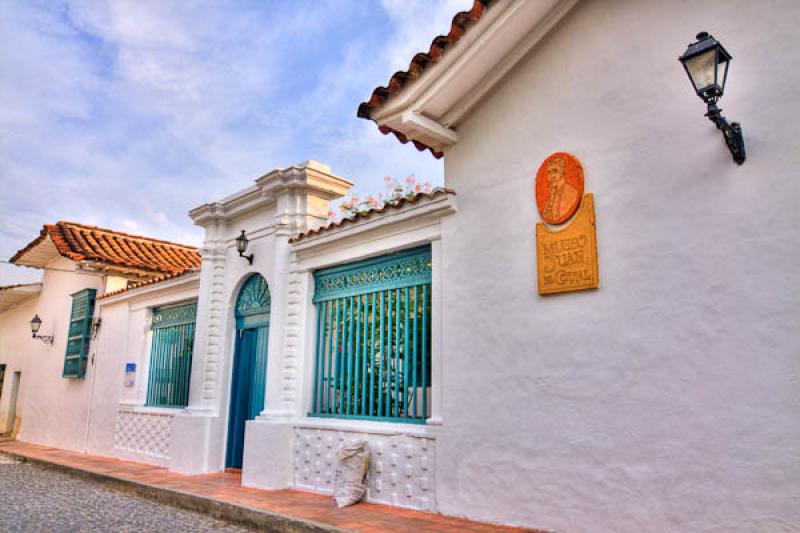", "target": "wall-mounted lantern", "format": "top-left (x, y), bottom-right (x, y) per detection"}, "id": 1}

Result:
top-left (92, 317), bottom-right (103, 339)
top-left (235, 230), bottom-right (254, 265)
top-left (29, 314), bottom-right (54, 344)
top-left (679, 32), bottom-right (745, 164)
